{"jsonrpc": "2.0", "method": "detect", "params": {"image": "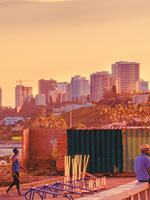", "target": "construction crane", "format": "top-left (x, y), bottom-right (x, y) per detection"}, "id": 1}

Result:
top-left (16, 79), bottom-right (34, 108)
